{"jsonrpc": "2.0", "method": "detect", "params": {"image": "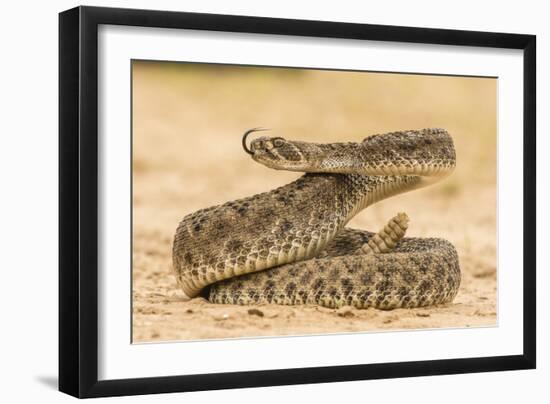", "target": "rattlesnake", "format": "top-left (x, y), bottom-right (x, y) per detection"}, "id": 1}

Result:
top-left (172, 128), bottom-right (460, 309)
